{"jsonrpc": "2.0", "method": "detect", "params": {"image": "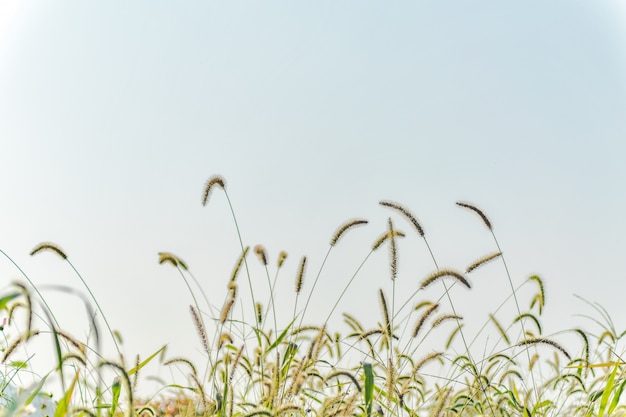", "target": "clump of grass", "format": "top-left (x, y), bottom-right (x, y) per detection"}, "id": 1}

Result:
top-left (1, 176), bottom-right (625, 417)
